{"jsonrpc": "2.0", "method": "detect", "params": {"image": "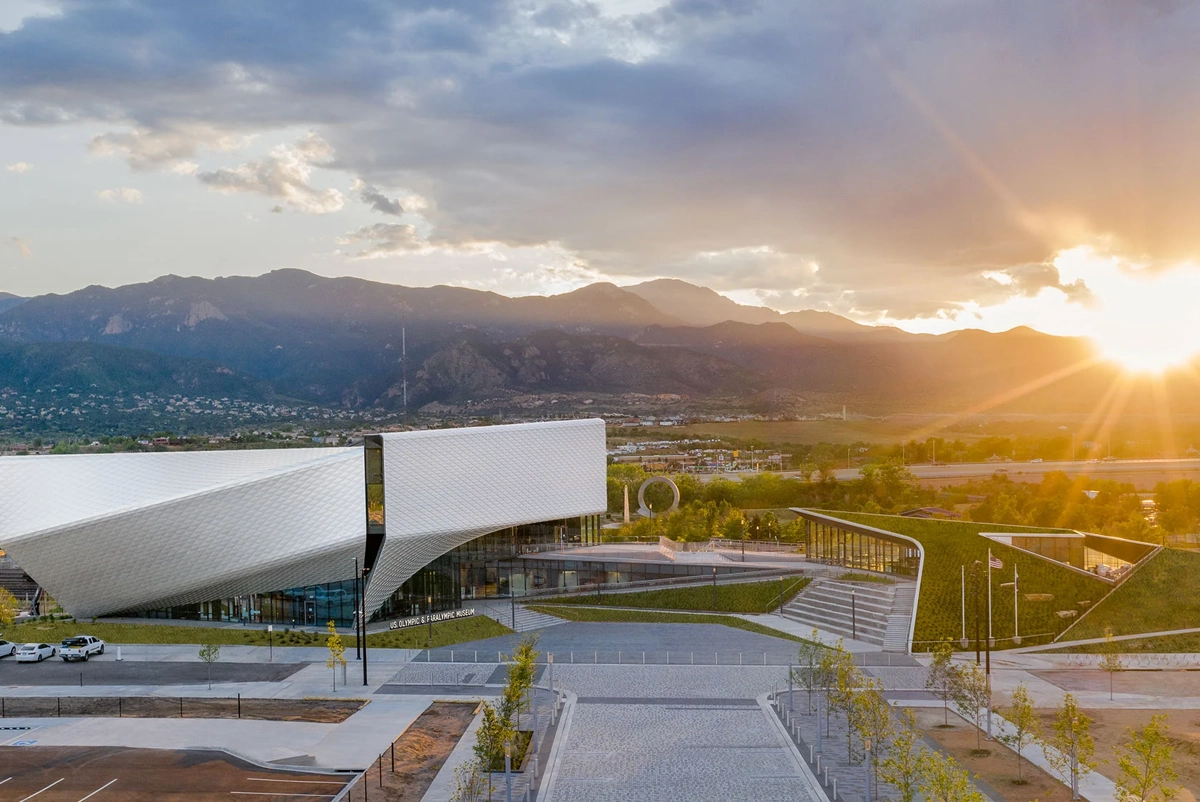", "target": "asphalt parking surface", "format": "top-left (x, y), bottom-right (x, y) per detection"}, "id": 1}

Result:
top-left (0, 658), bottom-right (305, 686)
top-left (0, 745), bottom-right (352, 801)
